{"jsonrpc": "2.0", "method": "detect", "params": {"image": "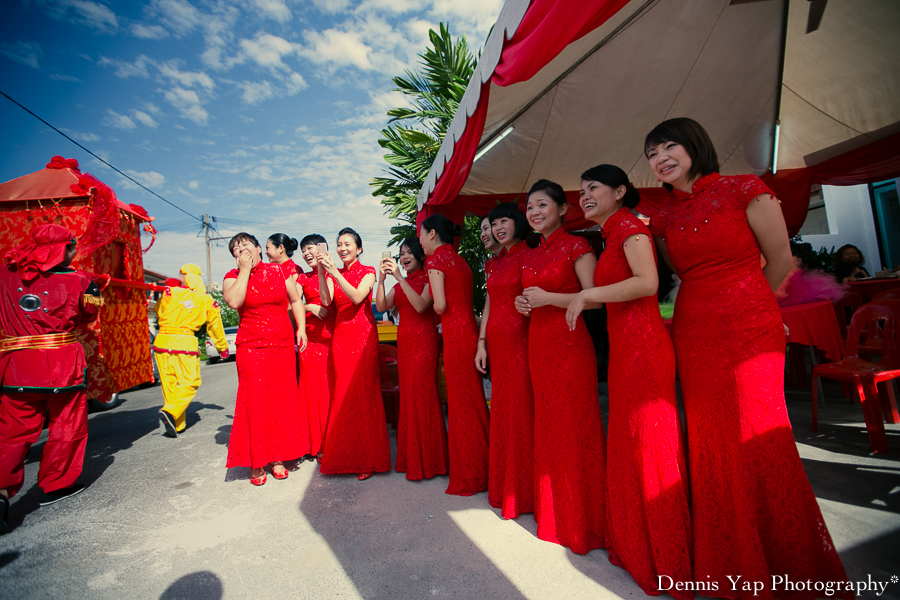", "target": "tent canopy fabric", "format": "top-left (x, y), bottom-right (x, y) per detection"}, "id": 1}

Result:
top-left (418, 0), bottom-right (900, 232)
top-left (0, 165), bottom-right (149, 221)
